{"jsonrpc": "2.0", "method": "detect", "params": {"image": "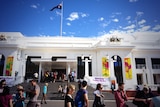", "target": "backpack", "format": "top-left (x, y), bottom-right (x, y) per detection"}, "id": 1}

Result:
top-left (75, 89), bottom-right (85, 107)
